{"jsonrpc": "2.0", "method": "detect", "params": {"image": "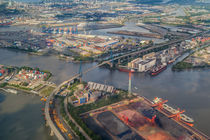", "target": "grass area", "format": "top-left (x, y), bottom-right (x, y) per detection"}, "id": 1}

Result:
top-left (68, 81), bottom-right (79, 92)
top-left (60, 99), bottom-right (87, 140)
top-left (68, 80), bottom-right (86, 93)
top-left (40, 86), bottom-right (55, 96)
top-left (71, 96), bottom-right (77, 101)
top-left (68, 103), bottom-right (101, 140)
top-left (8, 84), bottom-right (32, 91)
top-left (0, 82), bottom-right (8, 88)
top-left (172, 61), bottom-right (193, 70)
top-left (76, 90), bottom-right (134, 114)
top-left (33, 84), bottom-right (43, 90)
